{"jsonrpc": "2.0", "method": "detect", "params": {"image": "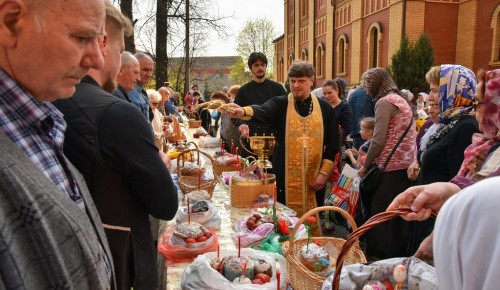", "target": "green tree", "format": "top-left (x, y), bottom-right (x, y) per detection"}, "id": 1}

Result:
top-left (388, 34), bottom-right (434, 95)
top-left (229, 56), bottom-right (252, 85)
top-left (236, 18), bottom-right (276, 72)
